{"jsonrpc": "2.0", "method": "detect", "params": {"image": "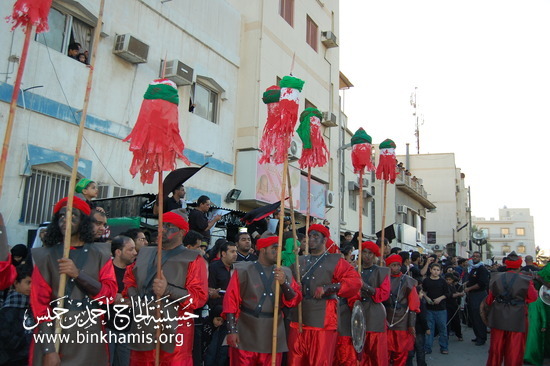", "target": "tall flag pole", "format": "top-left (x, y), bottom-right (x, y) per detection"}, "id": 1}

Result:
top-left (351, 128), bottom-right (376, 272)
top-left (1, 0), bottom-right (53, 196)
top-left (260, 74), bottom-right (304, 366)
top-left (124, 75), bottom-right (189, 365)
top-left (375, 138), bottom-right (398, 265)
